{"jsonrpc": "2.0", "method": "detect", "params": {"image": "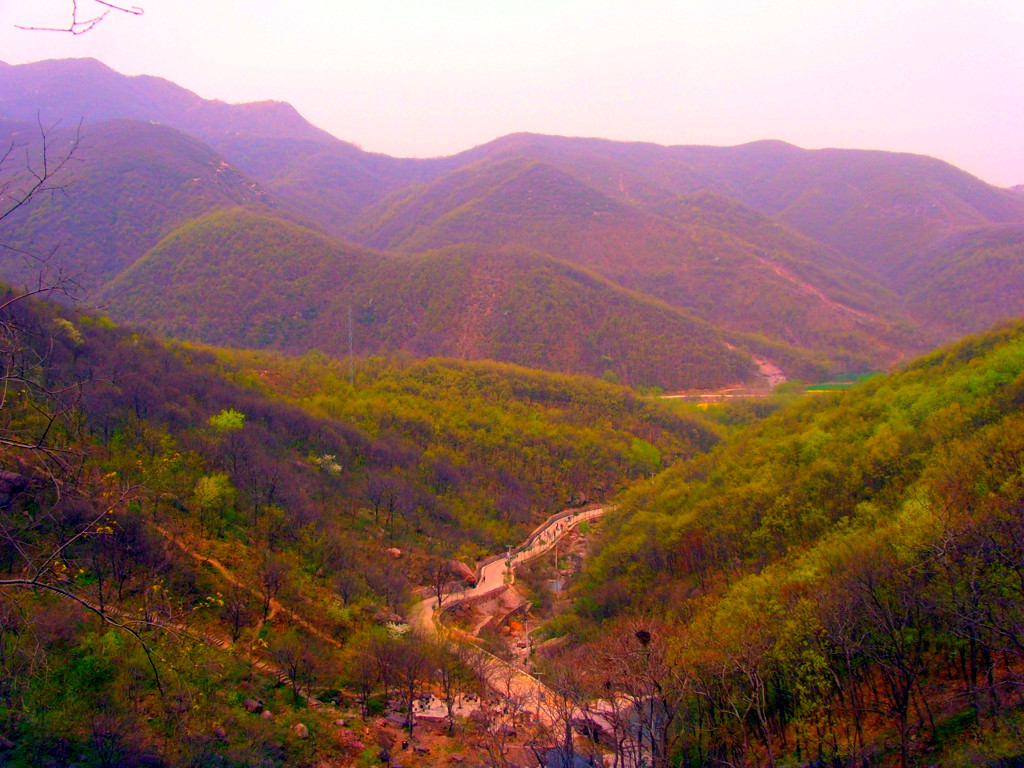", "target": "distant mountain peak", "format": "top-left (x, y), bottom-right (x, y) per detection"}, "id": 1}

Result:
top-left (0, 57), bottom-right (332, 144)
